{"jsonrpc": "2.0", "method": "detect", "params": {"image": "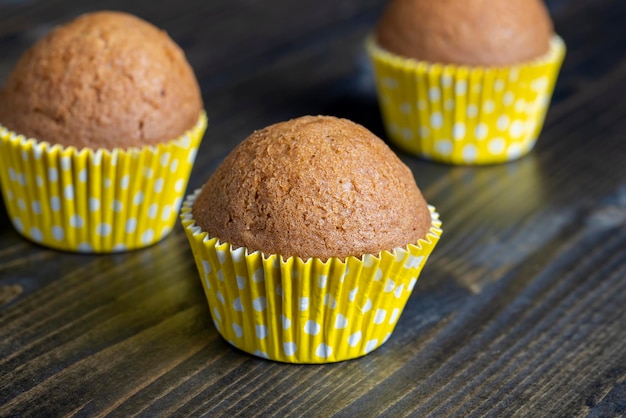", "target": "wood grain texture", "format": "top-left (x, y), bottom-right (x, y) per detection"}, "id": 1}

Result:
top-left (1, 0), bottom-right (626, 416)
